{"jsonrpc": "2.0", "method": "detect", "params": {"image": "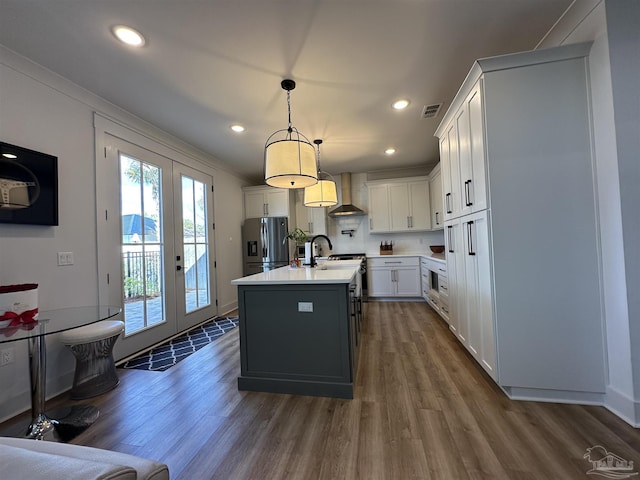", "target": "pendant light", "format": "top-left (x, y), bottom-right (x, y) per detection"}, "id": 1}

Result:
top-left (264, 79), bottom-right (317, 189)
top-left (304, 139), bottom-right (338, 207)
